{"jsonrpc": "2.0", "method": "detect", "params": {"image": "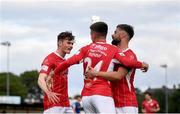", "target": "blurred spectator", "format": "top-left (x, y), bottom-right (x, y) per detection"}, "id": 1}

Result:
top-left (142, 91), bottom-right (160, 113)
top-left (72, 95), bottom-right (82, 114)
